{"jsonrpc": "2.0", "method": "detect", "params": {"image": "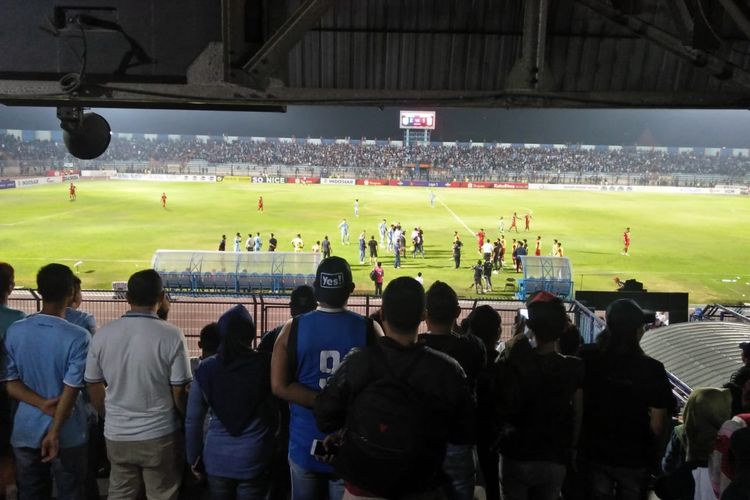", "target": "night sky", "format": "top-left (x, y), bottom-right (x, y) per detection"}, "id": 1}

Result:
top-left (1, 105), bottom-right (749, 148)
